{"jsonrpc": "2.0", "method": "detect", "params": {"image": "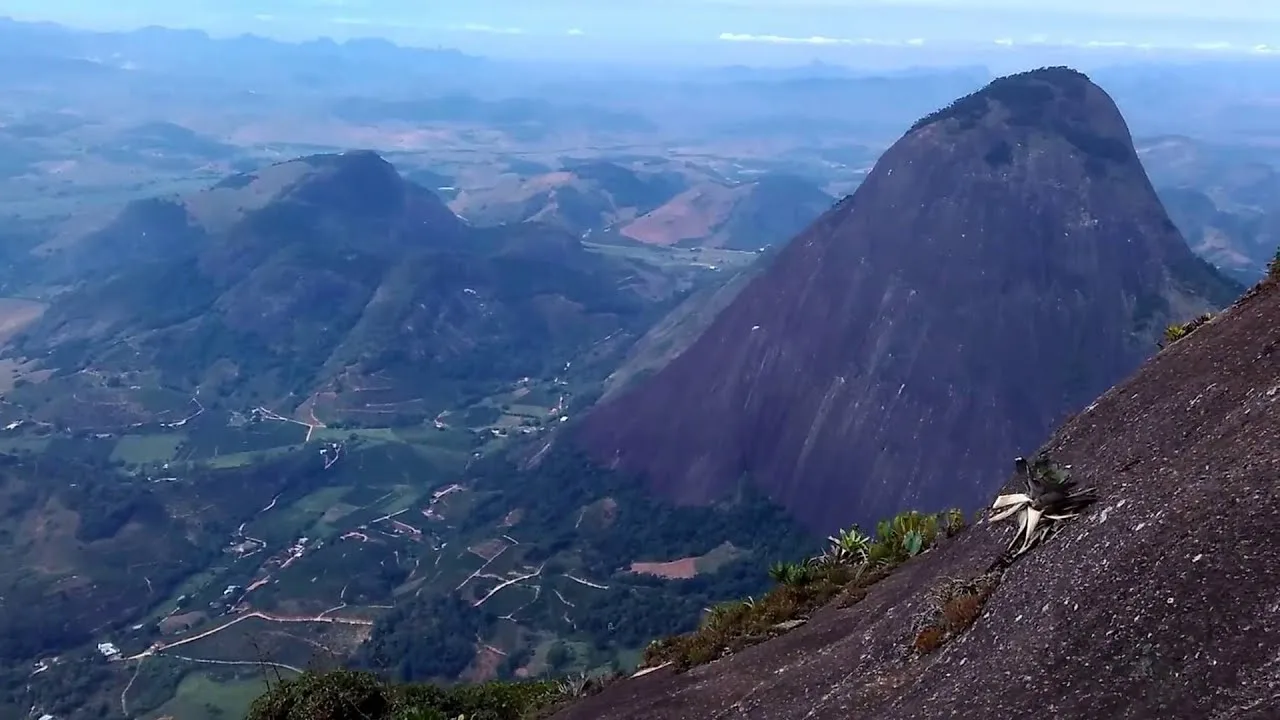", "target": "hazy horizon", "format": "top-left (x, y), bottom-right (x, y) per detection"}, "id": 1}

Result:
top-left (6, 0), bottom-right (1280, 67)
